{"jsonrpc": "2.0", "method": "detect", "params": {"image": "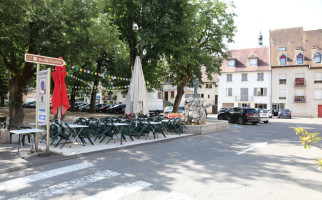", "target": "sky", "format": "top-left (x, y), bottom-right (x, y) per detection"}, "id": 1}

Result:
top-left (228, 0), bottom-right (322, 50)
